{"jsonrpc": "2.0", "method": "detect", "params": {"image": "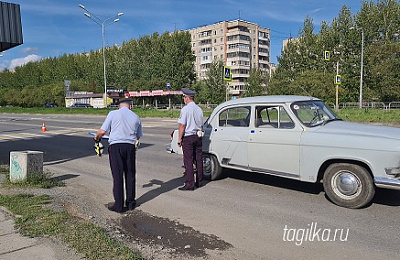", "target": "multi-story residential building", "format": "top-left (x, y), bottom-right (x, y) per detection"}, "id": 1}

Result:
top-left (188, 19), bottom-right (270, 96)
